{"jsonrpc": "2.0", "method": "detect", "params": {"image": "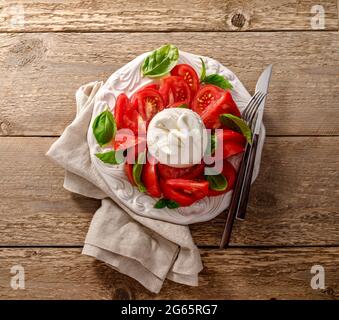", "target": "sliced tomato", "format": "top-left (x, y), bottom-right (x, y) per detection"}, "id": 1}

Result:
top-left (191, 85), bottom-right (224, 115)
top-left (124, 163), bottom-right (135, 185)
top-left (215, 129), bottom-right (246, 146)
top-left (160, 179), bottom-right (209, 206)
top-left (158, 163), bottom-right (205, 180)
top-left (142, 83), bottom-right (159, 91)
top-left (222, 141), bottom-right (245, 159)
top-left (123, 108), bottom-right (146, 136)
top-left (167, 101), bottom-right (189, 108)
top-left (113, 129), bottom-right (146, 162)
top-left (159, 76), bottom-right (191, 106)
top-left (171, 64), bottom-right (199, 96)
top-left (213, 129), bottom-right (246, 160)
top-left (114, 93), bottom-right (130, 129)
top-left (201, 91), bottom-right (241, 129)
top-left (208, 160), bottom-right (237, 196)
top-left (131, 88), bottom-right (164, 123)
top-left (142, 157), bottom-right (162, 198)
top-left (113, 129), bottom-right (145, 151)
